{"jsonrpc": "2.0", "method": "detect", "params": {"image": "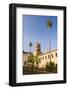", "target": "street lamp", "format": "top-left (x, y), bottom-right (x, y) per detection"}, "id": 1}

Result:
top-left (47, 19), bottom-right (53, 62)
